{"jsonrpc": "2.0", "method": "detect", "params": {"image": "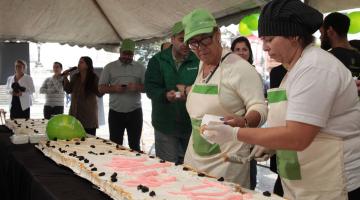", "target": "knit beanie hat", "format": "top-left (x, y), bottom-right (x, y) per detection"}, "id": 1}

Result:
top-left (258, 0), bottom-right (323, 37)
